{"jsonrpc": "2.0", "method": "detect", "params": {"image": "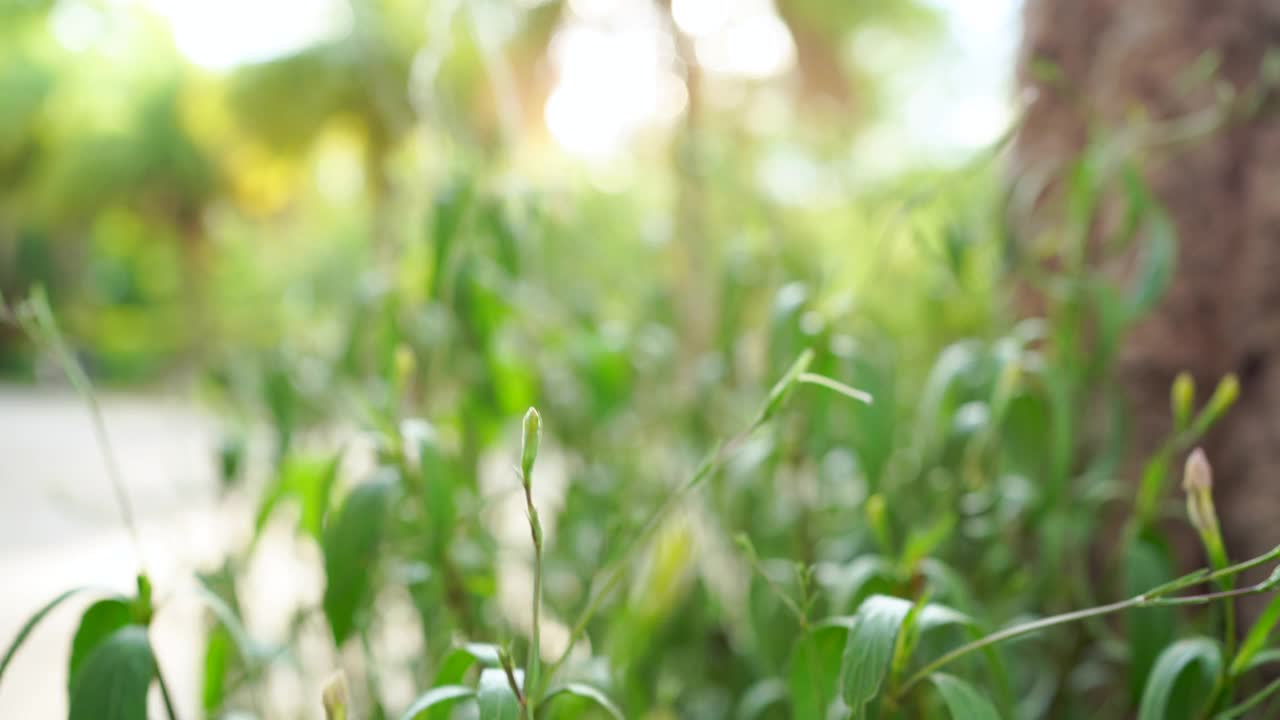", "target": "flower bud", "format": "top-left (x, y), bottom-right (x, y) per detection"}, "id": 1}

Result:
top-left (1192, 374), bottom-right (1239, 436)
top-left (521, 407), bottom-right (542, 487)
top-left (1171, 372), bottom-right (1195, 432)
top-left (1183, 448), bottom-right (1221, 540)
top-left (322, 671), bottom-right (349, 720)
